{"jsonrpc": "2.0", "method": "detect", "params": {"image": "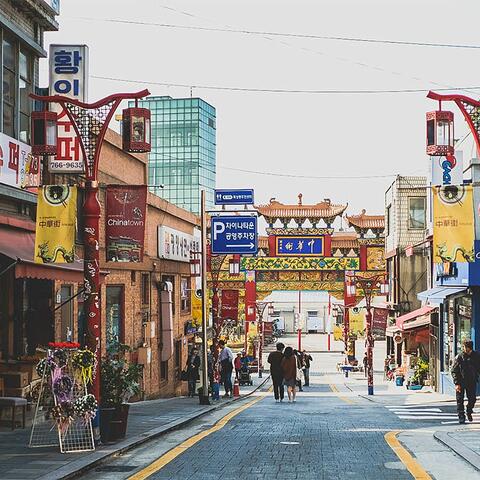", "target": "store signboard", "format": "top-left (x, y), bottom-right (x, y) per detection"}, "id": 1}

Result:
top-left (0, 133), bottom-right (40, 190)
top-left (158, 226), bottom-right (200, 262)
top-left (48, 44), bottom-right (89, 173)
top-left (430, 151), bottom-right (463, 186)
